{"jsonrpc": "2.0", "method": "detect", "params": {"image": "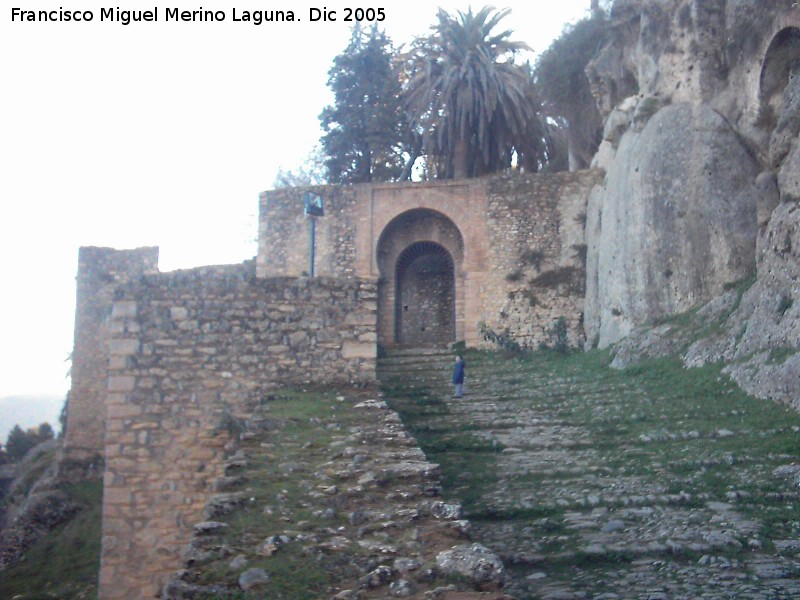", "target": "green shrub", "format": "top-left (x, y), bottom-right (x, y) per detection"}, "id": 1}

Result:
top-left (539, 317), bottom-right (570, 354)
top-left (479, 322), bottom-right (523, 354)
